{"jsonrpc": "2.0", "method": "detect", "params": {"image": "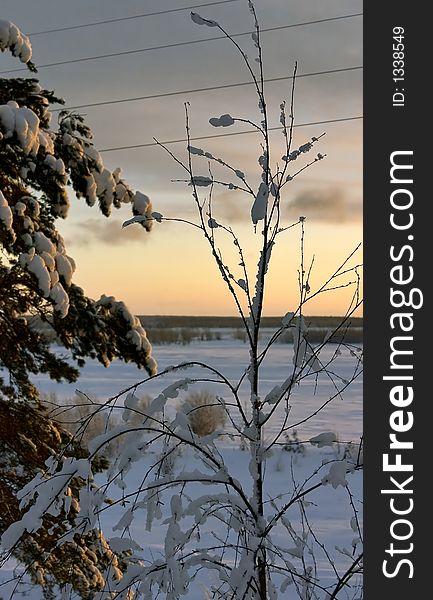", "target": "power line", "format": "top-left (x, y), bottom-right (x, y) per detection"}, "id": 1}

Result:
top-left (99, 115), bottom-right (363, 153)
top-left (27, 0), bottom-right (242, 36)
top-left (1, 13), bottom-right (362, 75)
top-left (52, 65), bottom-right (362, 113)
